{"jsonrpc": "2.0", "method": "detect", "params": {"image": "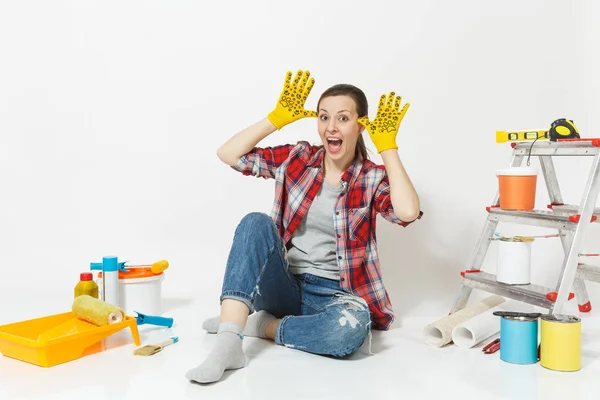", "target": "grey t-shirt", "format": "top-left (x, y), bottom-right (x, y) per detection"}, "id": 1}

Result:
top-left (286, 180), bottom-right (343, 281)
